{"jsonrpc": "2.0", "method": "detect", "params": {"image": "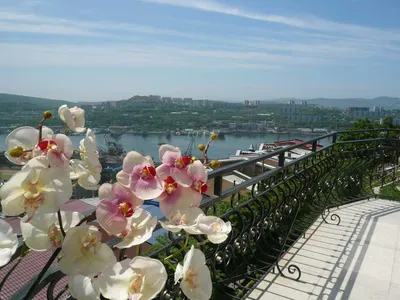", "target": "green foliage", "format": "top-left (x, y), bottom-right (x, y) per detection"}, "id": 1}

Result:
top-left (380, 183), bottom-right (400, 201)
